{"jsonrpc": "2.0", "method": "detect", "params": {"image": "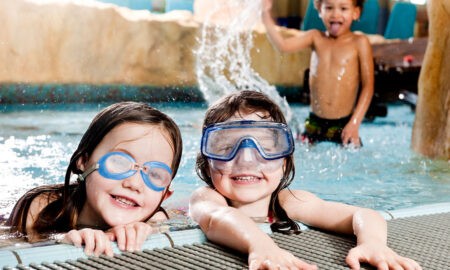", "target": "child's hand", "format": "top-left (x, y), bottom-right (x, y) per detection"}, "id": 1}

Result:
top-left (106, 221), bottom-right (153, 252)
top-left (62, 228), bottom-right (114, 257)
top-left (346, 242), bottom-right (422, 270)
top-left (341, 123), bottom-right (361, 146)
top-left (248, 243), bottom-right (317, 270)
